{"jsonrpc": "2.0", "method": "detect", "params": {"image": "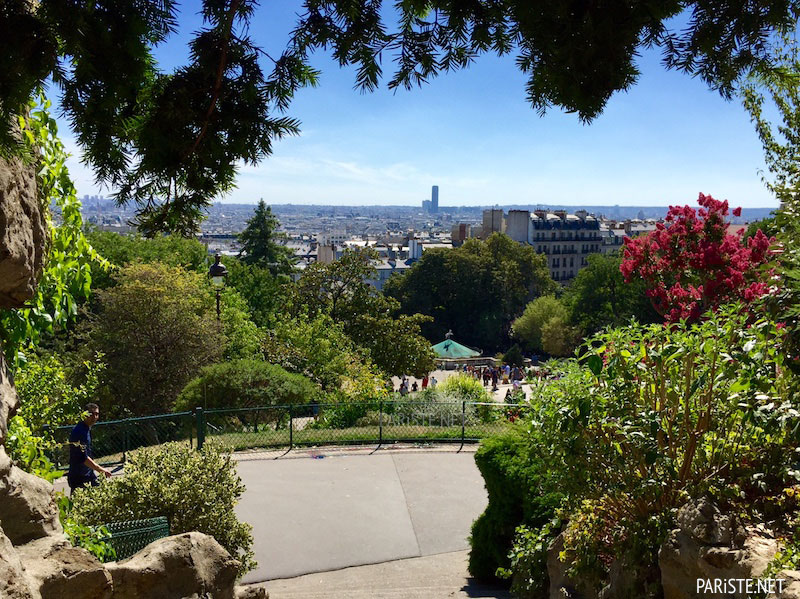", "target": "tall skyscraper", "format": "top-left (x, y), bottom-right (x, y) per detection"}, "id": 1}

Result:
top-left (431, 185), bottom-right (439, 213)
